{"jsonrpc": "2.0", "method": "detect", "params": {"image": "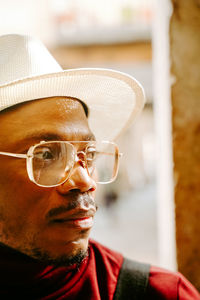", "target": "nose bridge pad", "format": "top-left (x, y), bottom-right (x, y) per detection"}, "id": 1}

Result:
top-left (75, 151), bottom-right (87, 169)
